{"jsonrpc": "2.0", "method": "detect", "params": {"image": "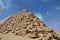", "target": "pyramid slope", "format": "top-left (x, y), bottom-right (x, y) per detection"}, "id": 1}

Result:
top-left (0, 9), bottom-right (60, 40)
top-left (0, 15), bottom-right (12, 24)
